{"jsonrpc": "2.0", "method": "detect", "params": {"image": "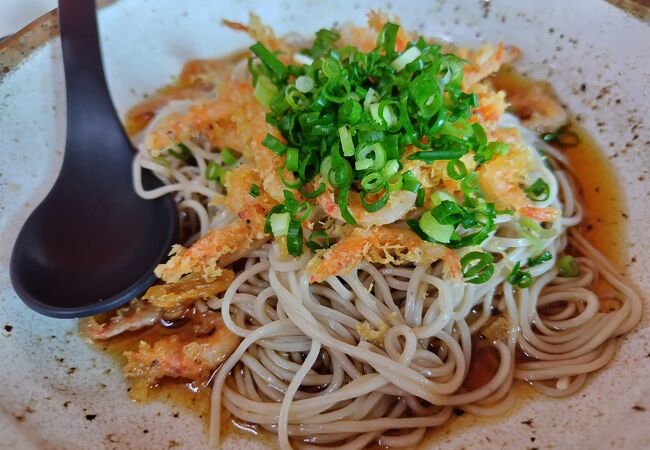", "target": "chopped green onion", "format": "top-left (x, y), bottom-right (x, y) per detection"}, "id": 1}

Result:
top-left (250, 42), bottom-right (288, 78)
top-left (205, 160), bottom-right (226, 182)
top-left (557, 255), bottom-right (580, 277)
top-left (287, 220), bottom-right (303, 256)
top-left (363, 87), bottom-right (379, 111)
top-left (387, 173), bottom-right (403, 192)
top-left (409, 73), bottom-right (442, 119)
top-left (301, 182), bottom-right (326, 199)
top-left (376, 22), bottom-right (399, 55)
top-left (361, 172), bottom-right (385, 193)
top-left (337, 186), bottom-right (357, 225)
top-left (446, 159), bottom-right (467, 180)
top-left (152, 156), bottom-right (171, 167)
top-left (264, 205), bottom-right (287, 234)
top-left (293, 202), bottom-right (313, 222)
top-left (355, 143), bottom-right (387, 171)
top-left (432, 200), bottom-right (466, 225)
top-left (520, 217), bottom-right (555, 239)
top-left (419, 212), bottom-right (454, 243)
top-left (525, 178), bottom-right (551, 202)
top-left (369, 103), bottom-right (398, 128)
top-left (262, 134), bottom-right (288, 155)
top-left (527, 251), bottom-right (552, 267)
top-left (329, 144), bottom-right (354, 188)
top-left (338, 125), bottom-right (355, 157)
top-left (293, 53), bottom-right (315, 66)
top-left (320, 155), bottom-right (333, 180)
top-left (474, 141), bottom-right (509, 165)
top-left (507, 261), bottom-right (533, 288)
top-left (253, 75), bottom-right (278, 108)
top-left (381, 160), bottom-right (400, 179)
top-left (285, 87), bottom-right (308, 110)
top-left (169, 143), bottom-right (193, 161)
top-left (408, 149), bottom-right (467, 162)
top-left (306, 230), bottom-right (330, 251)
top-left (472, 123), bottom-right (488, 148)
top-left (488, 141), bottom-right (509, 156)
top-left (391, 46), bottom-right (422, 71)
top-left (338, 99), bottom-right (362, 124)
top-left (519, 217), bottom-right (555, 253)
top-left (430, 190), bottom-right (454, 206)
top-left (415, 187), bottom-right (425, 207)
top-left (269, 212), bottom-right (291, 236)
top-left (321, 57), bottom-right (341, 78)
top-left (295, 75), bottom-right (315, 93)
top-left (221, 148), bottom-right (238, 166)
top-left (306, 28), bottom-right (340, 59)
top-left (401, 171), bottom-right (421, 193)
top-left (360, 189), bottom-right (390, 212)
top-left (249, 184), bottom-right (260, 198)
top-left (277, 165), bottom-right (302, 189)
top-left (253, 22), bottom-right (511, 219)
top-left (286, 147), bottom-right (300, 172)
top-left (461, 251), bottom-right (495, 284)
top-left (460, 172), bottom-right (481, 199)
